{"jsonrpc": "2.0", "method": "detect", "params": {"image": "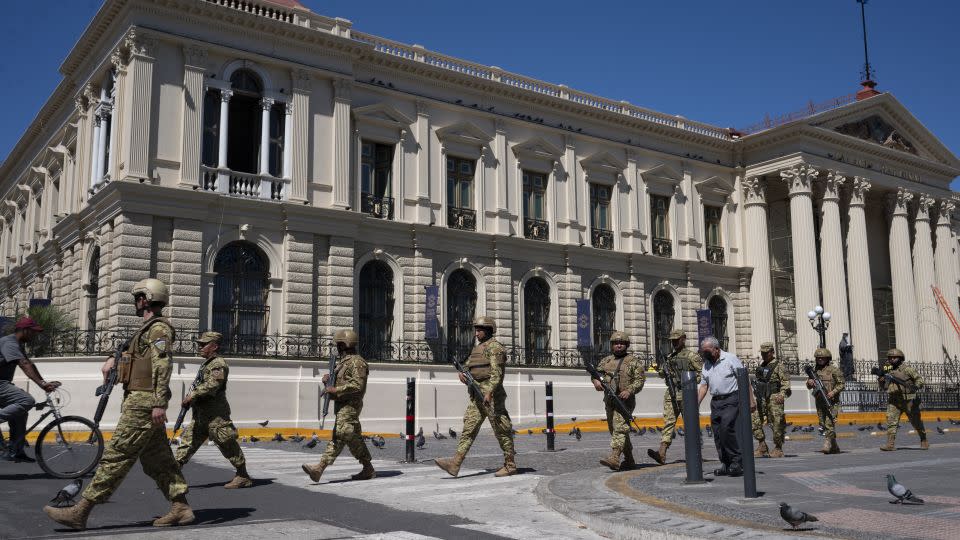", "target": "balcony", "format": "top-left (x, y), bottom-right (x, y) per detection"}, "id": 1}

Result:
top-left (199, 165), bottom-right (289, 201)
top-left (706, 245), bottom-right (724, 265)
top-left (361, 193), bottom-right (394, 220)
top-left (652, 237), bottom-right (672, 258)
top-left (524, 218), bottom-right (549, 241)
top-left (447, 206), bottom-right (476, 231)
top-left (591, 228), bottom-right (613, 250)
